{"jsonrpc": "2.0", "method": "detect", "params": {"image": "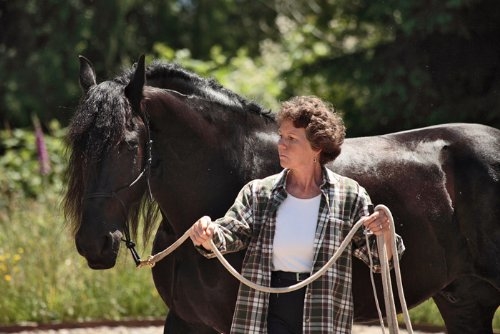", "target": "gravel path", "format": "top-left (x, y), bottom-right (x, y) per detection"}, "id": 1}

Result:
top-left (8, 324), bottom-right (443, 334)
